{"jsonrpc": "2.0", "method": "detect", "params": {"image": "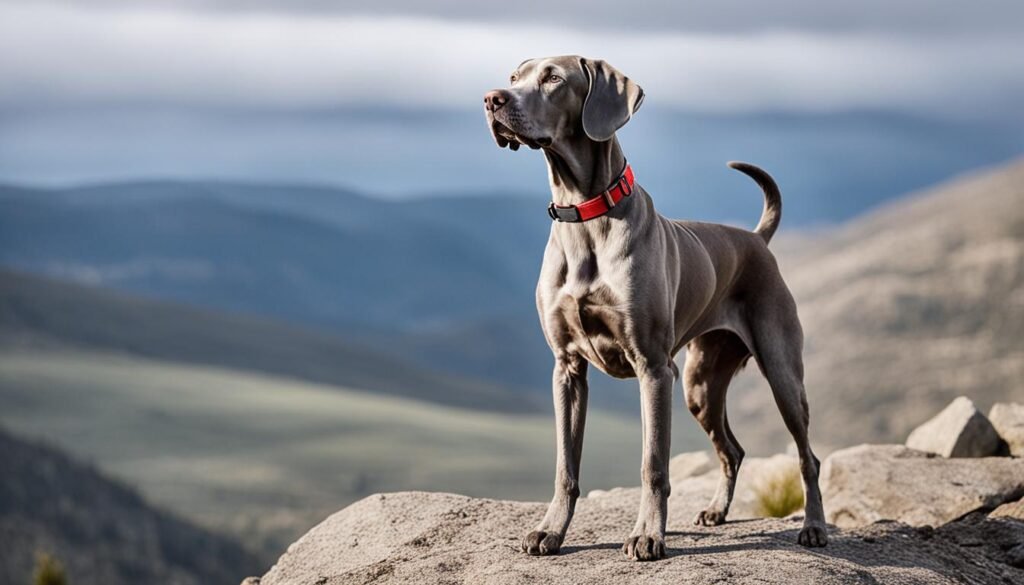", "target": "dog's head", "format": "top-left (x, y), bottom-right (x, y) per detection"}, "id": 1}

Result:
top-left (483, 55), bottom-right (644, 151)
